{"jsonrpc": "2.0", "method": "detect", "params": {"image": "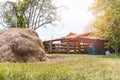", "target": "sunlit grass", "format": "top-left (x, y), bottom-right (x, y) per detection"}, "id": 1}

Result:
top-left (0, 54), bottom-right (120, 80)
